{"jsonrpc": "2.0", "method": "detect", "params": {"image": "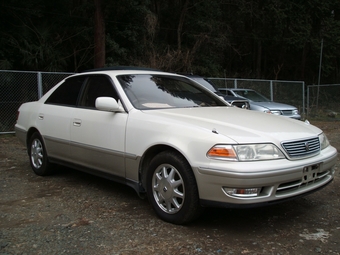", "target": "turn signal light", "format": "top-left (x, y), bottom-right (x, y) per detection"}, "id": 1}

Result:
top-left (207, 145), bottom-right (237, 160)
